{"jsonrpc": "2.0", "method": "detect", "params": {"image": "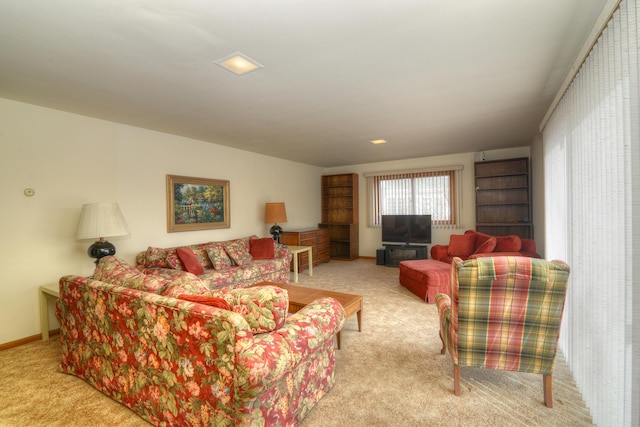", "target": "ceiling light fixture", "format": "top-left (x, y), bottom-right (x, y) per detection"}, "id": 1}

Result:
top-left (370, 139), bottom-right (387, 145)
top-left (215, 52), bottom-right (264, 76)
